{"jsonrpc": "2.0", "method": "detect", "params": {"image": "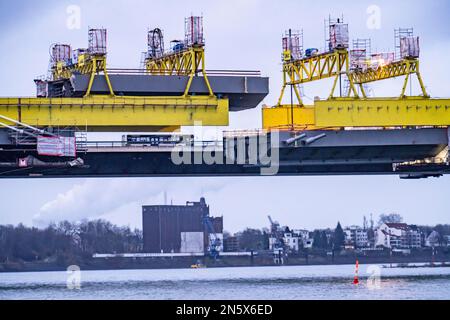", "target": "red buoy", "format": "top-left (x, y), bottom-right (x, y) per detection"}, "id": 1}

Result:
top-left (353, 260), bottom-right (359, 285)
